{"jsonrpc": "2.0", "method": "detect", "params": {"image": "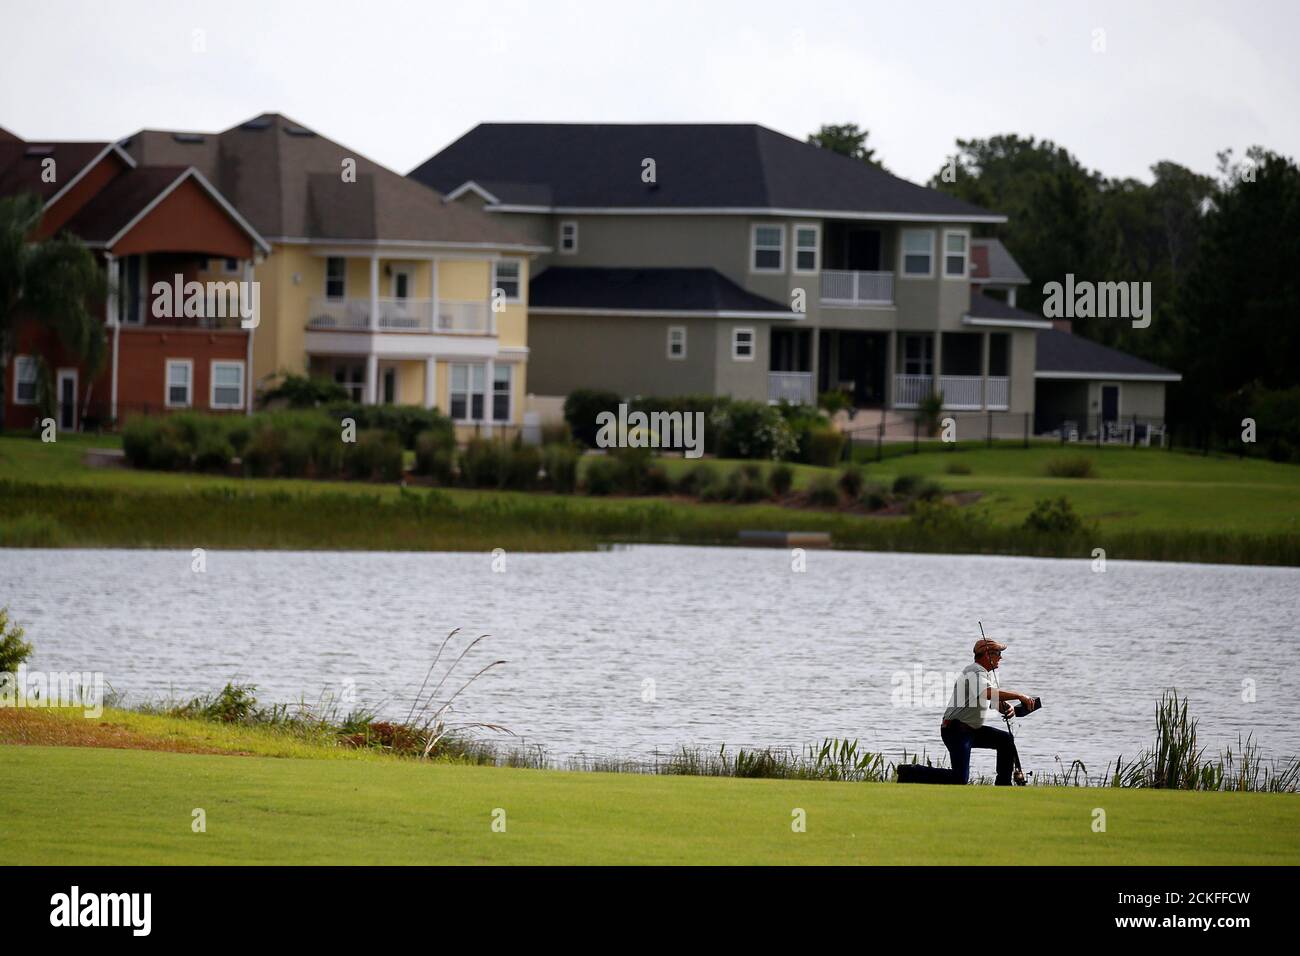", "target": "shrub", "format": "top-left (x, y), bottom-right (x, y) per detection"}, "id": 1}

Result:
top-left (674, 463), bottom-right (717, 497)
top-left (541, 443), bottom-right (579, 493)
top-left (806, 474), bottom-right (840, 507)
top-left (327, 403), bottom-right (454, 450)
top-left (121, 418), bottom-right (162, 469)
top-left (1023, 496), bottom-right (1084, 534)
top-left (346, 430), bottom-right (403, 482)
top-left (242, 426), bottom-right (282, 477)
top-left (769, 463), bottom-right (795, 497)
top-left (644, 464), bottom-right (673, 496)
top-left (260, 372), bottom-right (349, 409)
top-left (193, 433), bottom-right (235, 472)
top-left (541, 422), bottom-right (573, 446)
top-left (414, 431), bottom-right (456, 485)
top-left (861, 484), bottom-right (890, 511)
top-left (583, 456), bottom-right (620, 495)
top-left (630, 395), bottom-right (731, 455)
top-left (1044, 455), bottom-right (1096, 478)
top-left (458, 438), bottom-right (510, 488)
top-left (945, 461), bottom-right (972, 475)
top-left (564, 389), bottom-right (622, 447)
top-left (892, 474), bottom-right (923, 497)
top-left (505, 443), bottom-right (542, 491)
top-left (610, 446), bottom-right (653, 493)
top-left (818, 389), bottom-right (853, 415)
top-left (839, 465), bottom-right (864, 498)
top-left (918, 392), bottom-right (944, 437)
top-left (724, 469), bottom-right (768, 503)
top-left (0, 606), bottom-right (33, 673)
top-left (806, 428), bottom-right (845, 467)
top-left (711, 400), bottom-right (798, 460)
top-left (916, 480), bottom-right (945, 502)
